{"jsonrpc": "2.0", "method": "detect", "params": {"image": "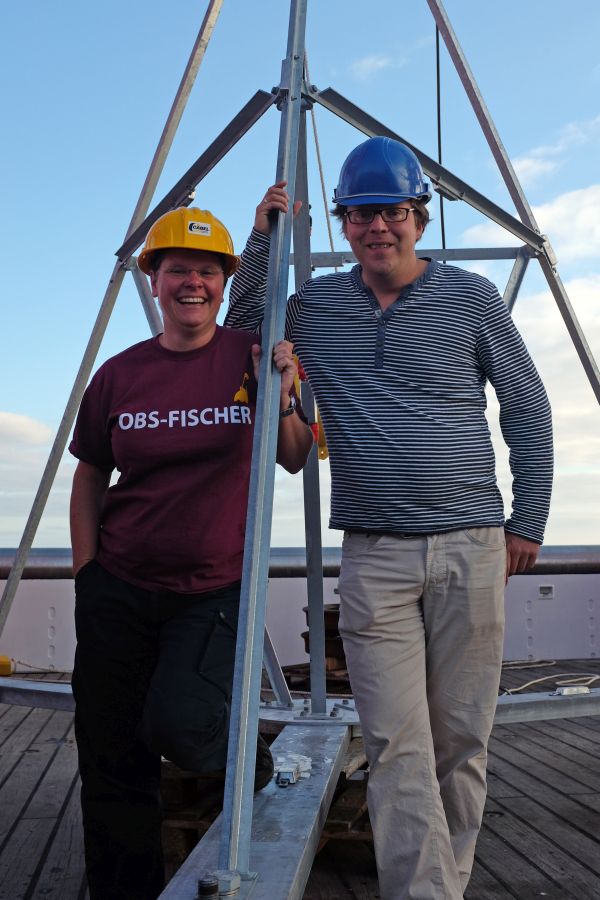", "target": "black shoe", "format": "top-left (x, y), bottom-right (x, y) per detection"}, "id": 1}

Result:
top-left (254, 734), bottom-right (274, 792)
